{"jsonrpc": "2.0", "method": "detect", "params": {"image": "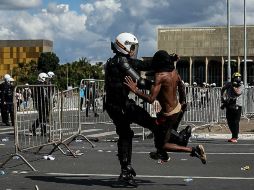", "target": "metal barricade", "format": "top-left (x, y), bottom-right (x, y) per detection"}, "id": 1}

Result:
top-left (182, 86), bottom-right (227, 130)
top-left (59, 87), bottom-right (95, 148)
top-left (1, 85), bottom-right (95, 171)
top-left (243, 87), bottom-right (254, 119)
top-left (80, 79), bottom-right (110, 124)
top-left (79, 79), bottom-right (149, 140)
top-left (1, 84), bottom-right (61, 171)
